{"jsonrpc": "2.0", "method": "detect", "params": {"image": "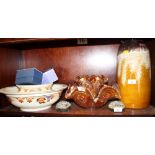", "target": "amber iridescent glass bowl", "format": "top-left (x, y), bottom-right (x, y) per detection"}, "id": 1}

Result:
top-left (65, 75), bottom-right (120, 108)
